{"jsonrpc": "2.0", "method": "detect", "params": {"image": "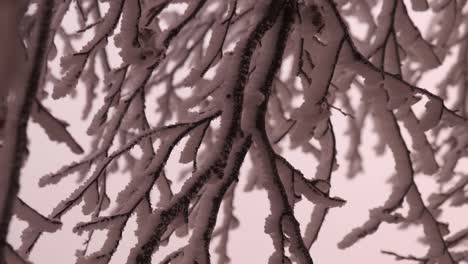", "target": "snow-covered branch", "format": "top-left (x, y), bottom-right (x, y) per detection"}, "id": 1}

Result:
top-left (4, 0), bottom-right (468, 263)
